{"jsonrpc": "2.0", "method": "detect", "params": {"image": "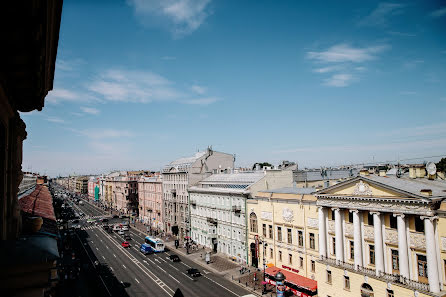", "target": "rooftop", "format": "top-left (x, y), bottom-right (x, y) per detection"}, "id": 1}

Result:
top-left (201, 171), bottom-right (265, 184)
top-left (263, 187), bottom-right (316, 195)
top-left (18, 185), bottom-right (55, 221)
